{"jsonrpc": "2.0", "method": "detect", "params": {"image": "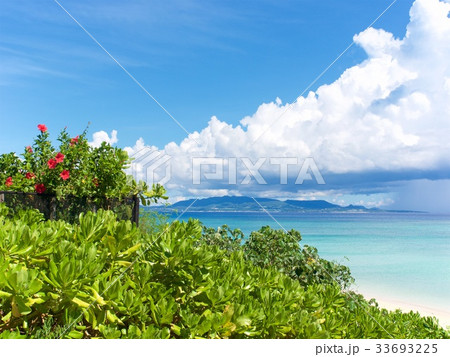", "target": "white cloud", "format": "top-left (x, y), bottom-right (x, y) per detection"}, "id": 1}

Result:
top-left (89, 130), bottom-right (118, 148)
top-left (123, 138), bottom-right (168, 183)
top-left (125, 0), bottom-right (450, 203)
